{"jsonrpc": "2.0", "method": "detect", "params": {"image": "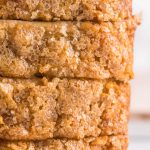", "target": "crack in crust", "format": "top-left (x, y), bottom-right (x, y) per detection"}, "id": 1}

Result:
top-left (0, 77), bottom-right (130, 140)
